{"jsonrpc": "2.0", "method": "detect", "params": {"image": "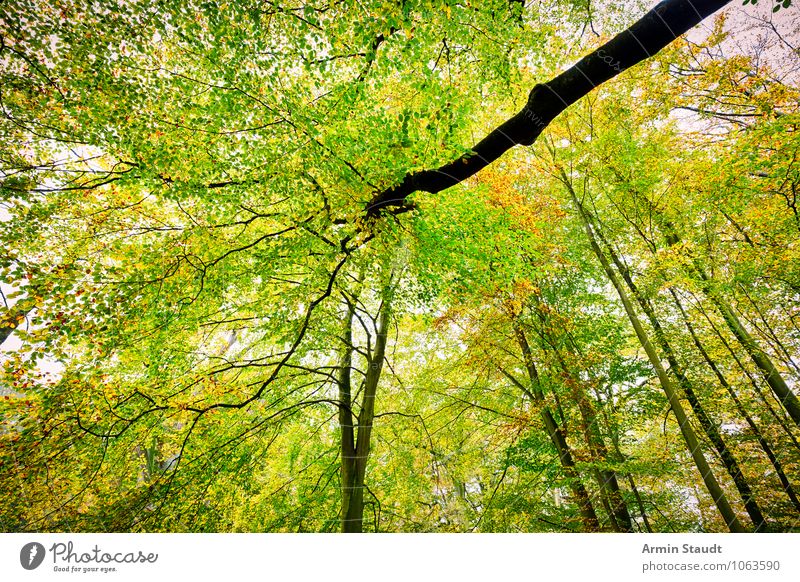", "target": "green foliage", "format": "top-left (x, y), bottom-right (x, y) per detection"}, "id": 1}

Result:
top-left (743, 0), bottom-right (792, 12)
top-left (1, 0), bottom-right (799, 533)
